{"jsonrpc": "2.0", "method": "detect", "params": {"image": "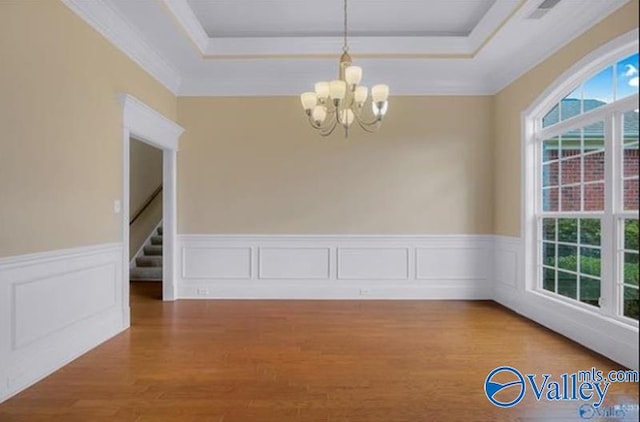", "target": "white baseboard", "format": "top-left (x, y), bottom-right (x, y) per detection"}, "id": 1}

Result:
top-left (0, 243), bottom-right (126, 403)
top-left (492, 235), bottom-right (639, 371)
top-left (178, 235), bottom-right (494, 300)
